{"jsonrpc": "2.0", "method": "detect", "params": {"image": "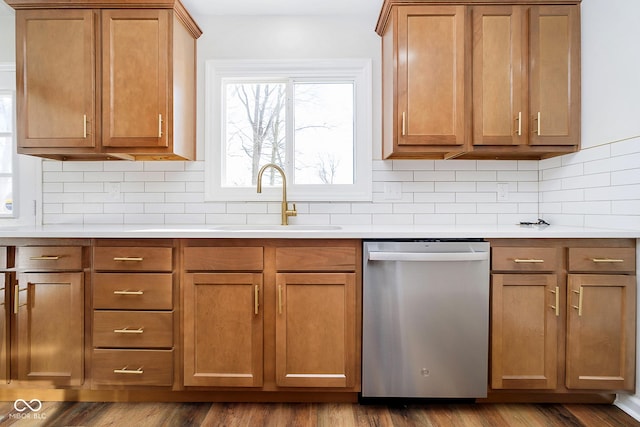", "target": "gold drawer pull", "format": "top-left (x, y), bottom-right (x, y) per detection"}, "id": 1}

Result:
top-left (571, 287), bottom-right (584, 316)
top-left (278, 285), bottom-right (283, 315)
top-left (592, 258), bottom-right (624, 263)
top-left (29, 255), bottom-right (60, 260)
top-left (254, 285), bottom-right (259, 315)
top-left (113, 290), bottom-right (144, 296)
top-left (514, 259), bottom-right (544, 263)
top-left (114, 367), bottom-right (144, 375)
top-left (113, 328), bottom-right (144, 334)
top-left (549, 286), bottom-right (559, 317)
top-left (113, 257), bottom-right (144, 262)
